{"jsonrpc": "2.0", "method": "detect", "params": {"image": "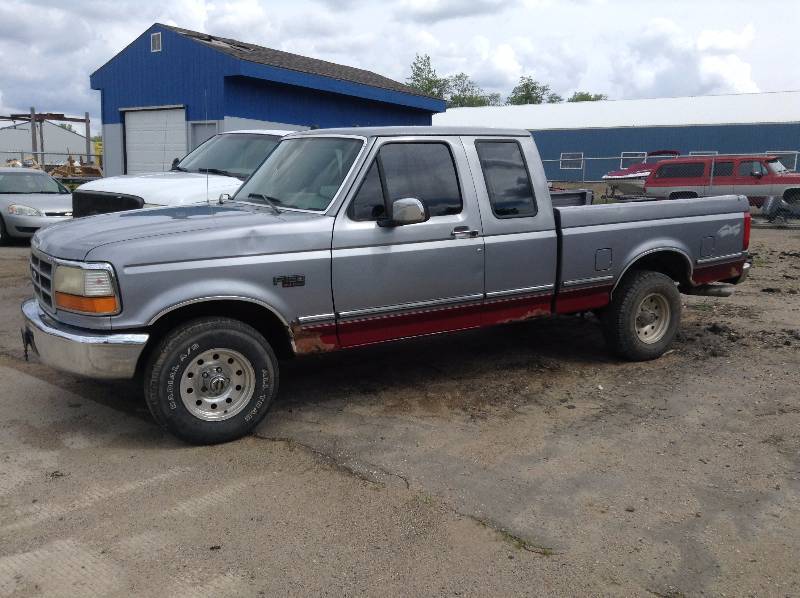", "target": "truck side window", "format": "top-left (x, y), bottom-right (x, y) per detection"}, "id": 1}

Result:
top-left (380, 143), bottom-right (462, 217)
top-left (738, 161), bottom-right (765, 176)
top-left (349, 162), bottom-right (385, 221)
top-left (712, 161), bottom-right (734, 177)
top-left (656, 162), bottom-right (705, 178)
top-left (349, 142), bottom-right (462, 221)
top-left (475, 140), bottom-right (537, 218)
